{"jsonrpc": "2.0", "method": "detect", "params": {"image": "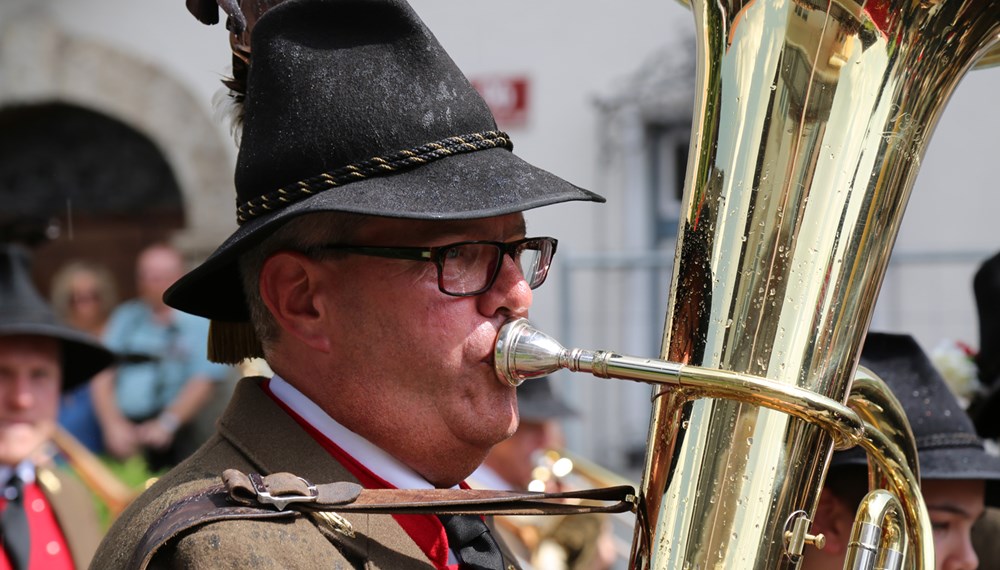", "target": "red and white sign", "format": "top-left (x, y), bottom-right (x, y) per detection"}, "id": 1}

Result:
top-left (470, 75), bottom-right (530, 129)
